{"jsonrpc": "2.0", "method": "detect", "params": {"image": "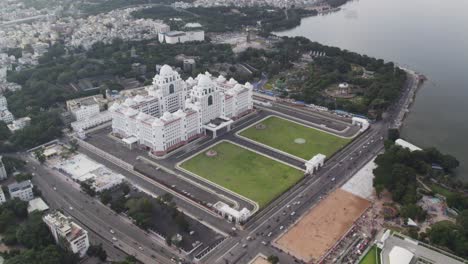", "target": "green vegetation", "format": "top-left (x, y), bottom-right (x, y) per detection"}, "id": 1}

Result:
top-left (0, 199), bottom-right (79, 264)
top-left (1, 156), bottom-right (26, 175)
top-left (133, 6), bottom-right (316, 33)
top-left (373, 143), bottom-right (460, 205)
top-left (359, 245), bottom-right (380, 264)
top-left (86, 244), bottom-right (107, 261)
top-left (180, 141), bottom-right (304, 207)
top-left (267, 255), bottom-right (279, 264)
top-left (430, 183), bottom-right (455, 198)
top-left (240, 116), bottom-right (350, 160)
top-left (373, 139), bottom-right (468, 258)
top-left (239, 37), bottom-right (407, 118)
top-left (79, 0), bottom-right (177, 16)
top-left (426, 218), bottom-right (468, 258)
